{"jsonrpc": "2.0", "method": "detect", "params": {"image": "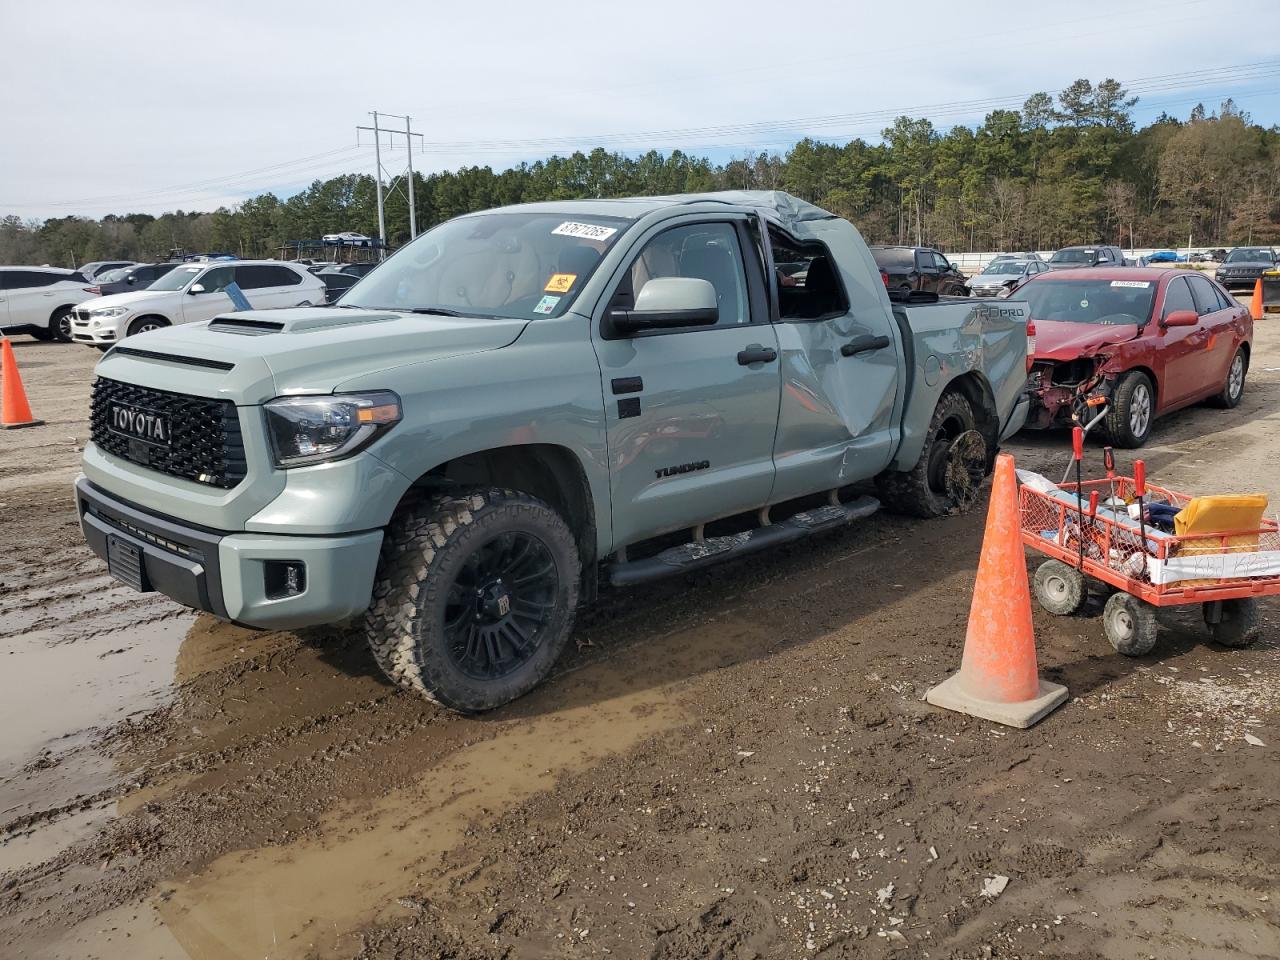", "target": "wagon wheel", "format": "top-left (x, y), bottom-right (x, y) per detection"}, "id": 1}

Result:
top-left (1202, 598), bottom-right (1260, 649)
top-left (1103, 592), bottom-right (1158, 656)
top-left (1033, 559), bottom-right (1087, 616)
